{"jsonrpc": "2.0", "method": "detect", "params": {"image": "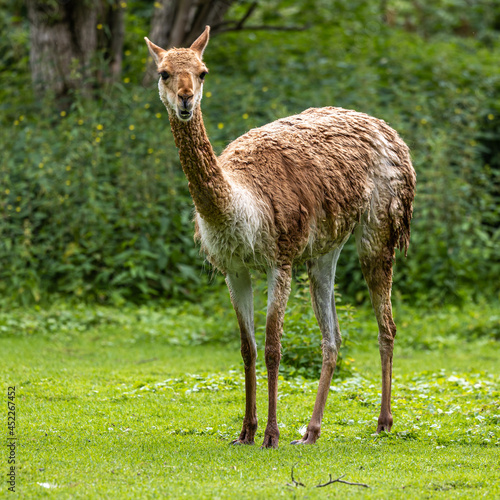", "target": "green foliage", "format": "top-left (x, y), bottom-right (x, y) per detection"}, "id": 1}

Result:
top-left (392, 302), bottom-right (500, 349)
top-left (0, 284), bottom-right (238, 345)
top-left (1, 1), bottom-right (499, 305)
top-left (0, 88), bottom-right (207, 304)
top-left (389, 0), bottom-right (500, 41)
